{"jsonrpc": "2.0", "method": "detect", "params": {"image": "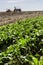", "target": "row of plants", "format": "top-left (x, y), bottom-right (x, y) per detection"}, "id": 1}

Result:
top-left (0, 16), bottom-right (43, 65)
